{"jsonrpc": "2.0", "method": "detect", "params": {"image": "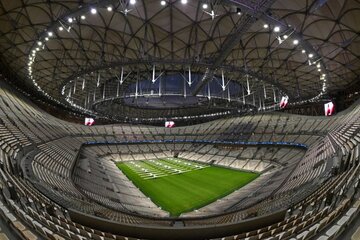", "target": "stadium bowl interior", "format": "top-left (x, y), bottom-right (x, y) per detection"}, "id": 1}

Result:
top-left (0, 0), bottom-right (359, 239)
